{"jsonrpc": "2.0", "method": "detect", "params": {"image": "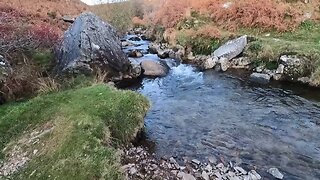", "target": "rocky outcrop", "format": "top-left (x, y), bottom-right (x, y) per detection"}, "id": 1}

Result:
top-left (55, 12), bottom-right (135, 79)
top-left (140, 60), bottom-right (169, 77)
top-left (213, 35), bottom-right (247, 61)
